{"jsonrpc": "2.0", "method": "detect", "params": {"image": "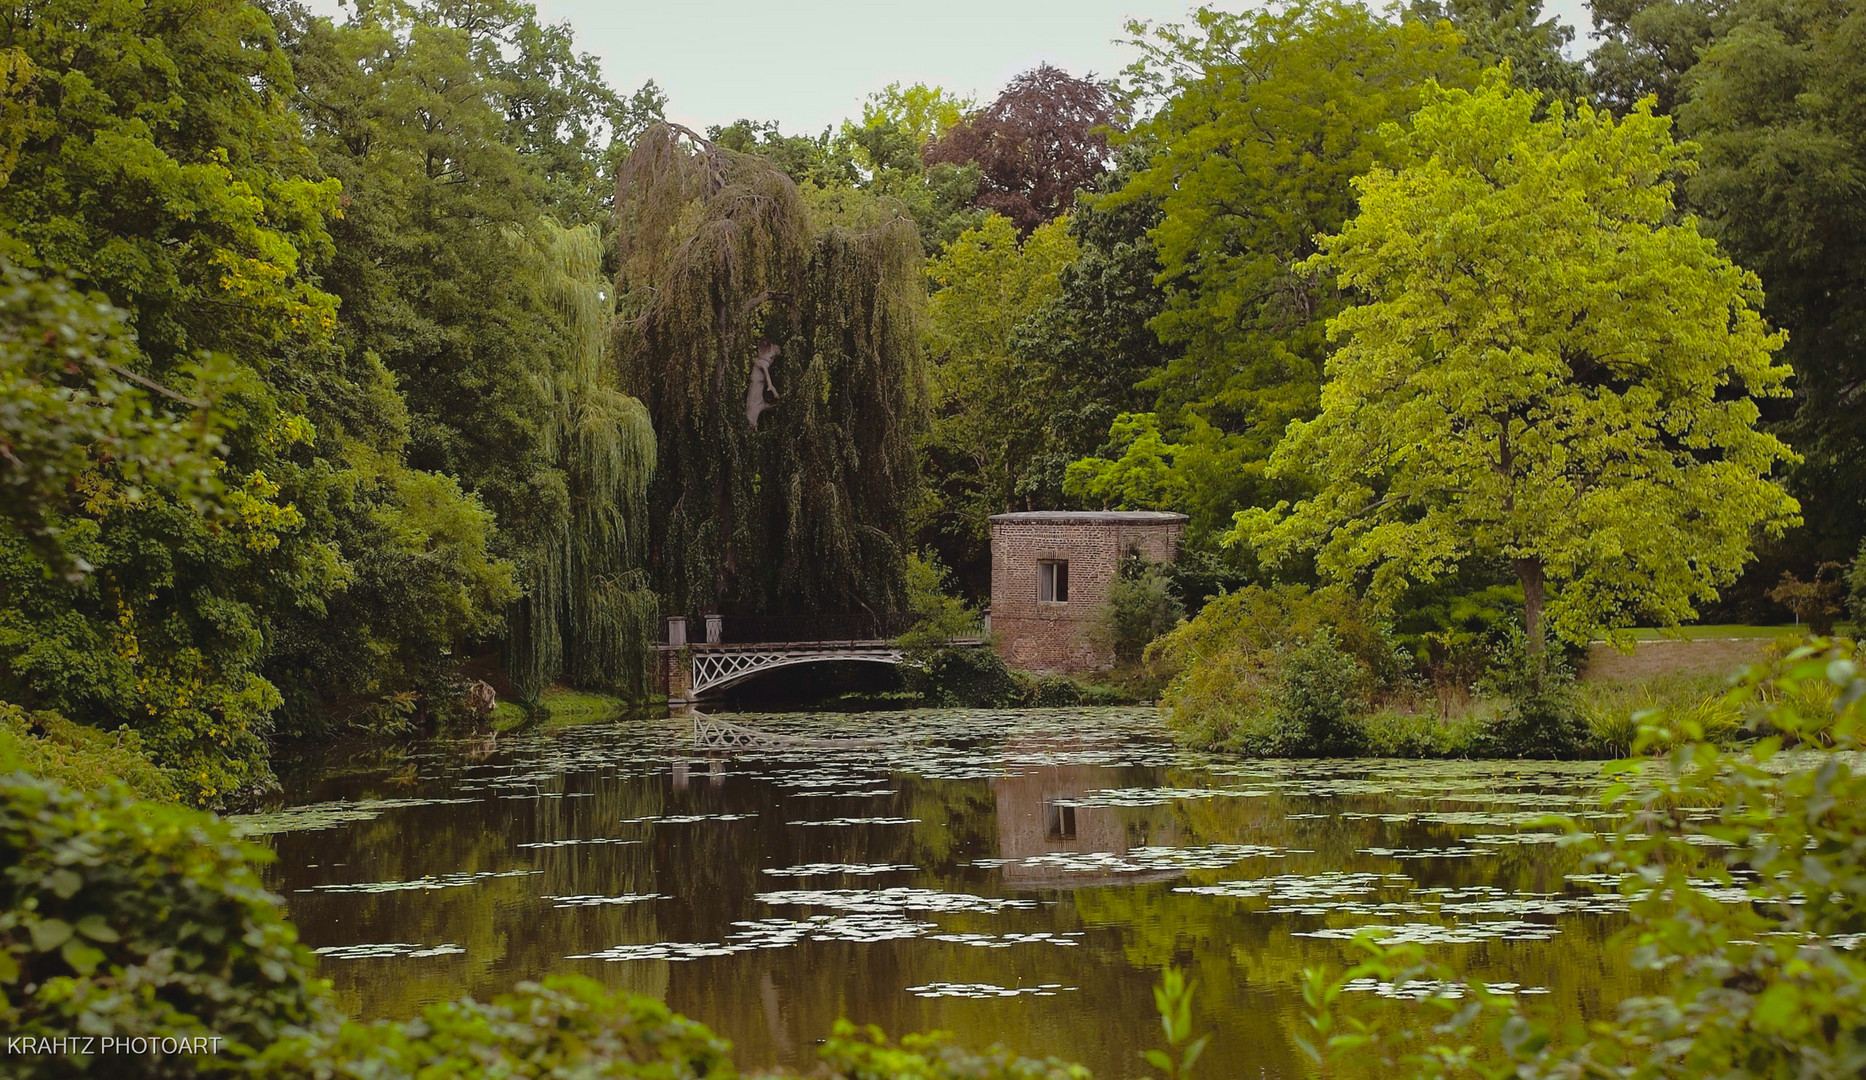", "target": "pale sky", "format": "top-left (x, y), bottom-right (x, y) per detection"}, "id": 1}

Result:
top-left (304, 0), bottom-right (1598, 135)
